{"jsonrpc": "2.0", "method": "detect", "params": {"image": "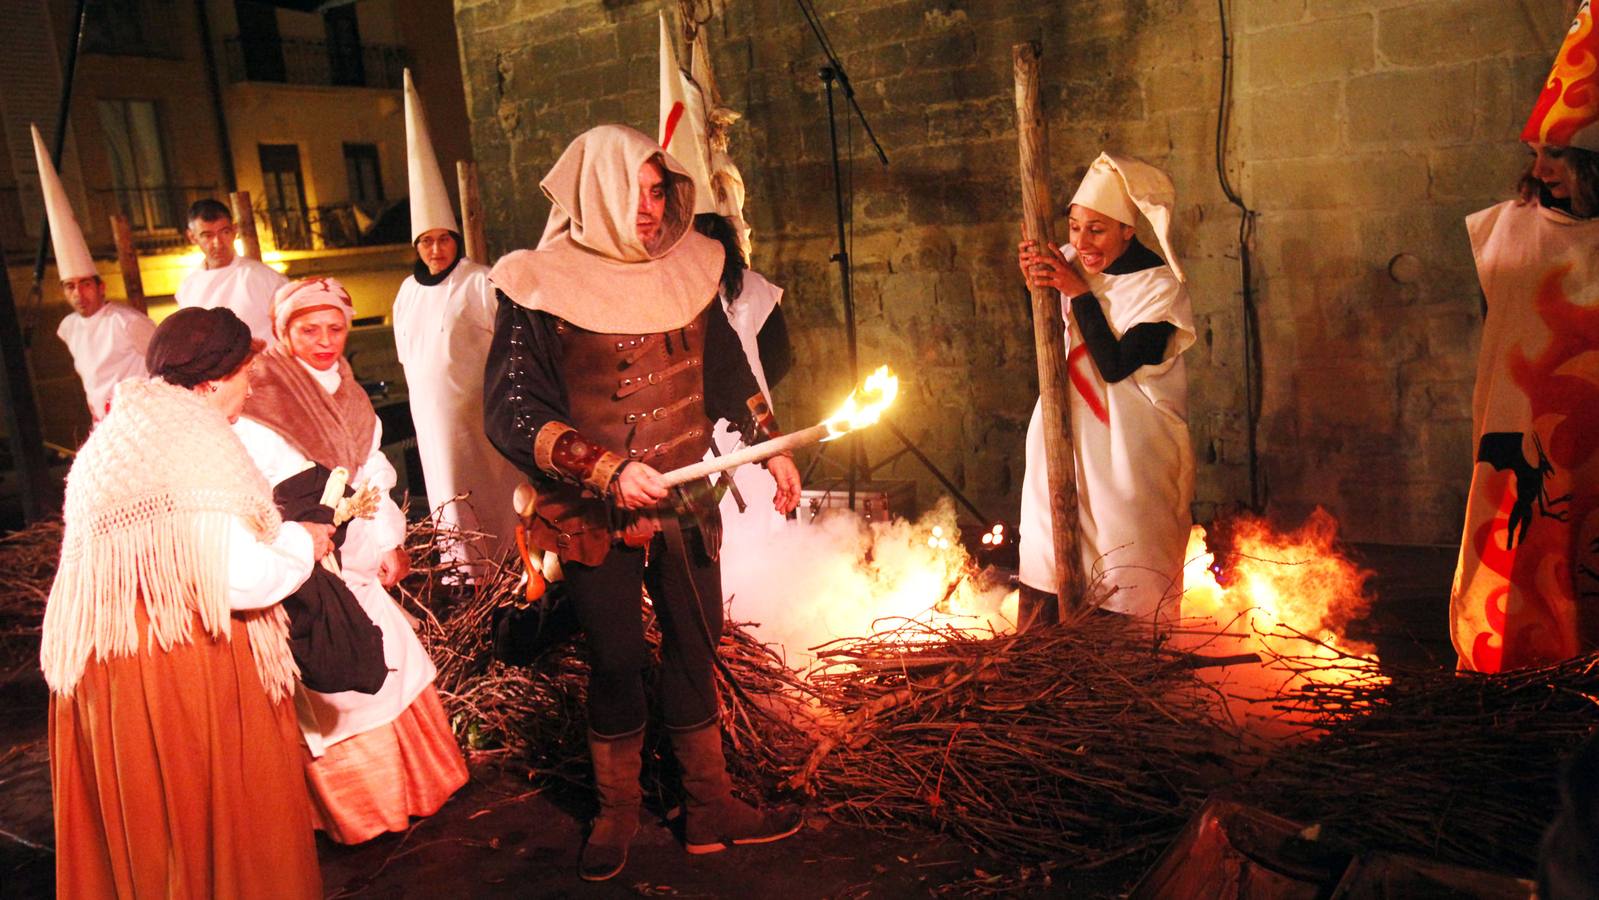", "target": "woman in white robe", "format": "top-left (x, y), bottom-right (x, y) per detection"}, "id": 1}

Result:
top-left (1451, 3), bottom-right (1599, 673)
top-left (1016, 153), bottom-right (1196, 624)
top-left (393, 228), bottom-right (523, 573)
